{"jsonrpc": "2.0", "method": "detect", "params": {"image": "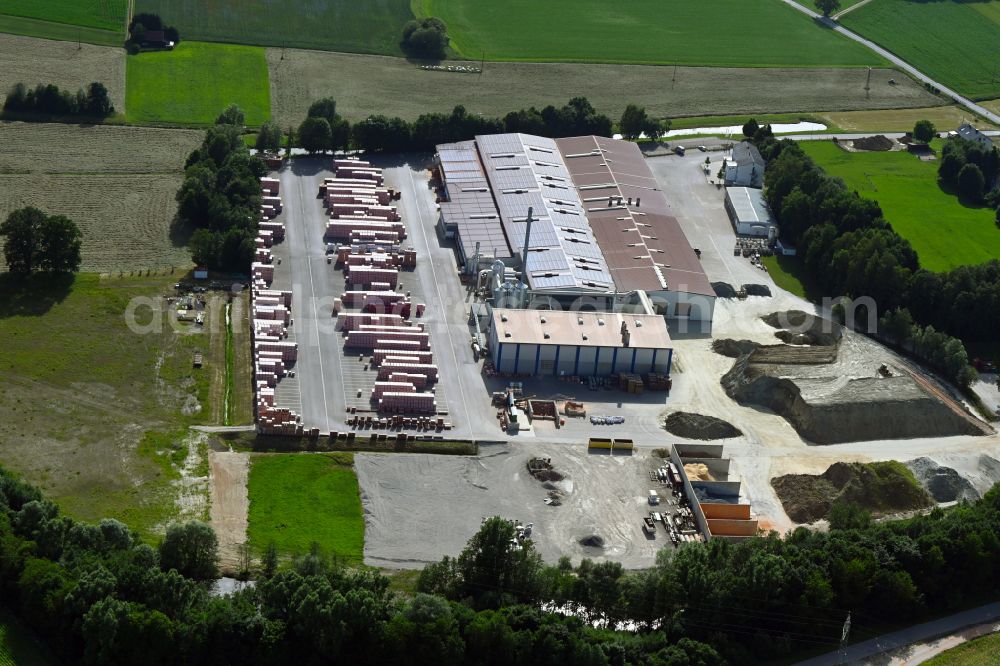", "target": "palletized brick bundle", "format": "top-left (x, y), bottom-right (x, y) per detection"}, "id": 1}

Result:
top-left (378, 392), bottom-right (436, 413)
top-left (335, 313), bottom-right (404, 332)
top-left (377, 362), bottom-right (438, 382)
top-left (388, 372), bottom-right (429, 389)
top-left (344, 267), bottom-right (398, 289)
top-left (343, 330), bottom-right (429, 350)
top-left (373, 349), bottom-right (433, 365)
top-left (372, 382), bottom-right (417, 399)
